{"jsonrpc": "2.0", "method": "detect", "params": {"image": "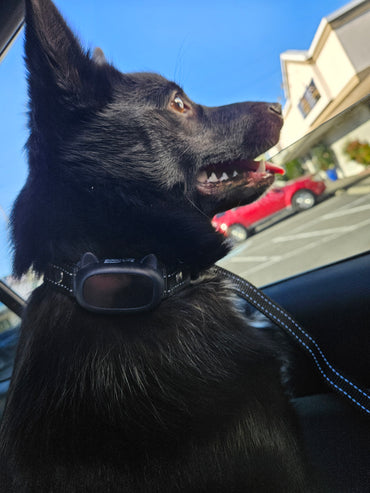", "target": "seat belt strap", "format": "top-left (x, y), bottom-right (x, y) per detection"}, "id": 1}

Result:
top-left (213, 265), bottom-right (370, 416)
